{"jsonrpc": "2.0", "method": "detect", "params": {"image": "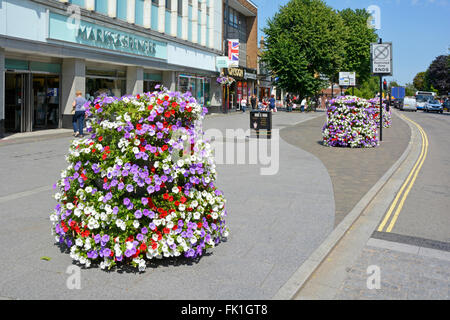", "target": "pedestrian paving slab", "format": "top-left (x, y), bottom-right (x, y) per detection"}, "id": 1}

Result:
top-left (334, 241), bottom-right (450, 300)
top-left (280, 112), bottom-right (411, 226)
